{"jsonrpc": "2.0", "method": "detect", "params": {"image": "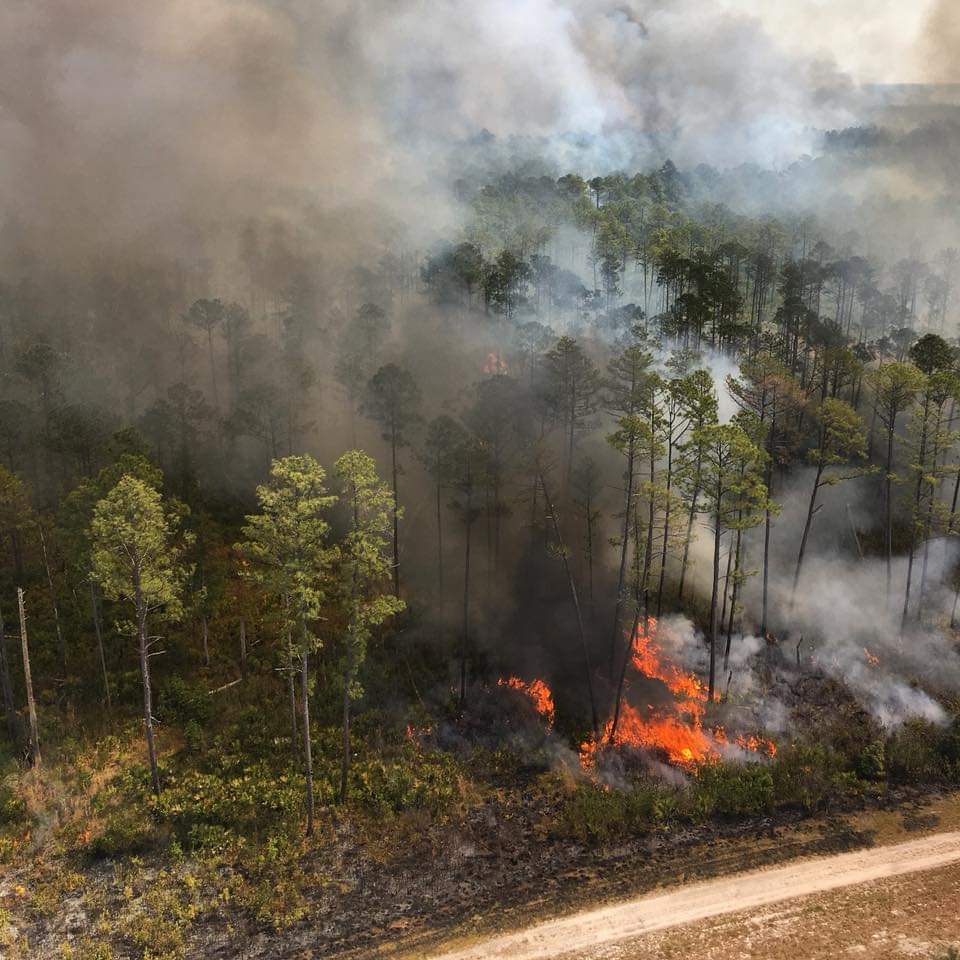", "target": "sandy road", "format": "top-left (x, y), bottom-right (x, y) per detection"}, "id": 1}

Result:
top-left (428, 830), bottom-right (960, 960)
